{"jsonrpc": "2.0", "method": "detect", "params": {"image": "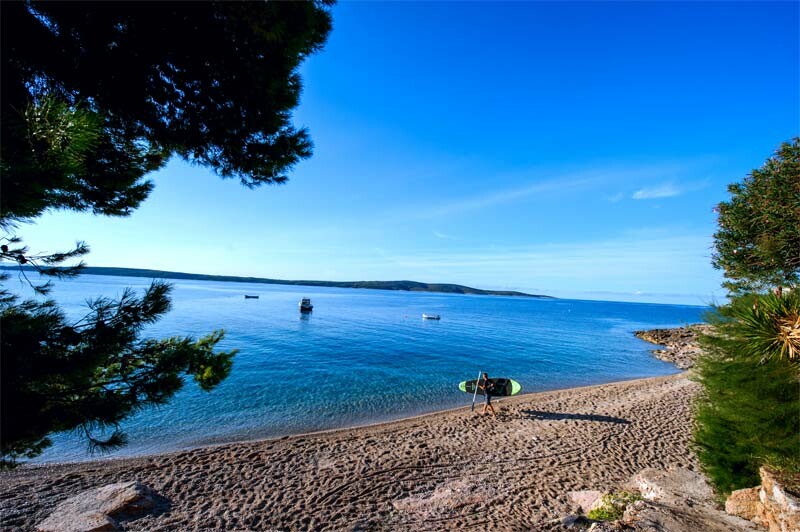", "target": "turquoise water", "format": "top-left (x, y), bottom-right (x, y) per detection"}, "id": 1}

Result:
top-left (31, 274), bottom-right (708, 462)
